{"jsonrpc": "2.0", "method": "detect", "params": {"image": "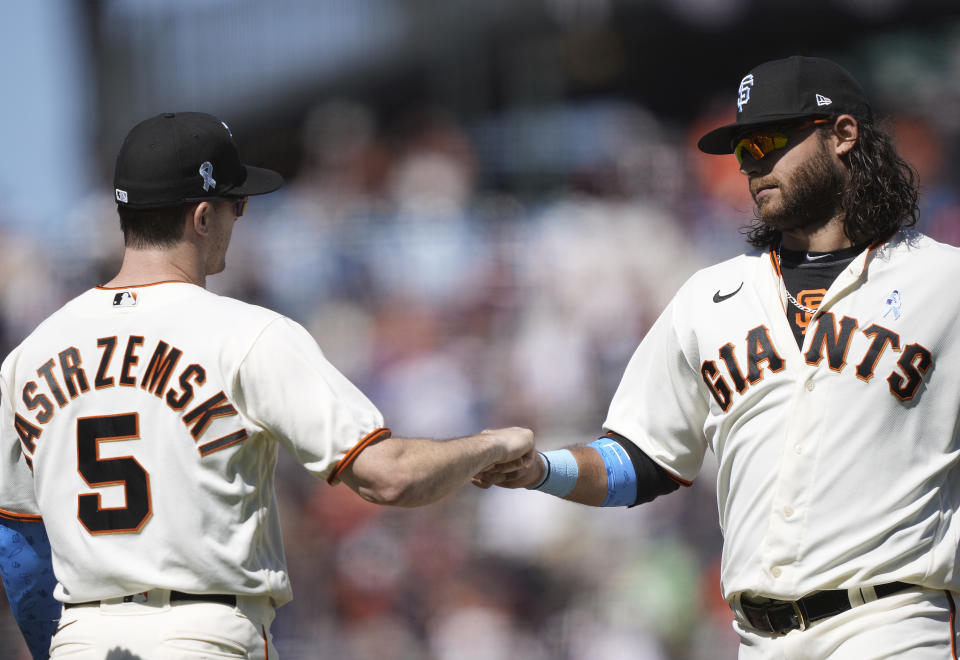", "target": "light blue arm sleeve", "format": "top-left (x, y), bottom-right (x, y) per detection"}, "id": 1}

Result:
top-left (587, 438), bottom-right (638, 507)
top-left (0, 517), bottom-right (59, 660)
